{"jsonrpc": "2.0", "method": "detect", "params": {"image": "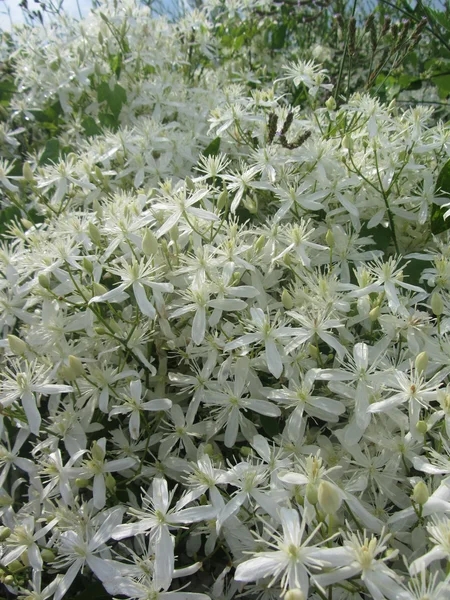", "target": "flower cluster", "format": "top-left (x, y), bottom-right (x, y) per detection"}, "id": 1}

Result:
top-left (0, 1), bottom-right (450, 599)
